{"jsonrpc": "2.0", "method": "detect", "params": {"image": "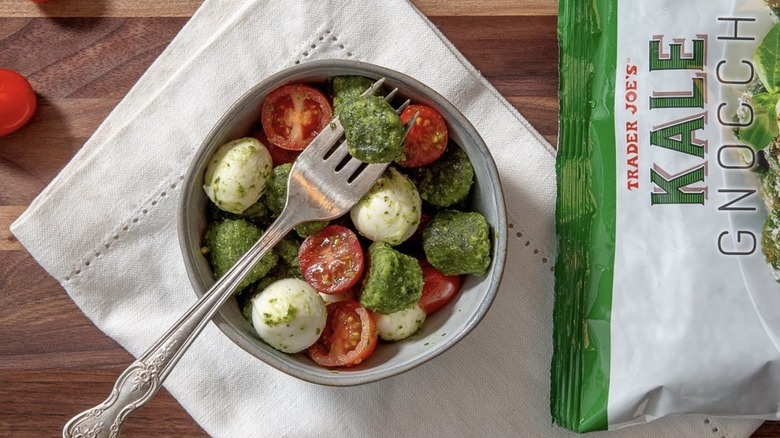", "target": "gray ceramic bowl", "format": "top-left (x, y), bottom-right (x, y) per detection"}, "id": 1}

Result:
top-left (178, 60), bottom-right (507, 386)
